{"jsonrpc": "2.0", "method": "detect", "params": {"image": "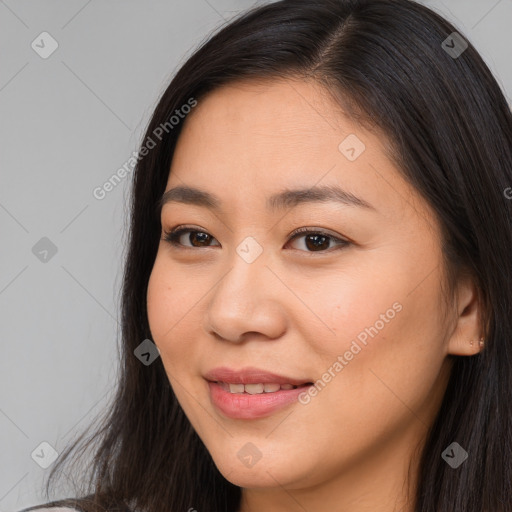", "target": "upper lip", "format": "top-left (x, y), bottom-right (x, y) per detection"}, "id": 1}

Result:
top-left (204, 366), bottom-right (312, 386)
